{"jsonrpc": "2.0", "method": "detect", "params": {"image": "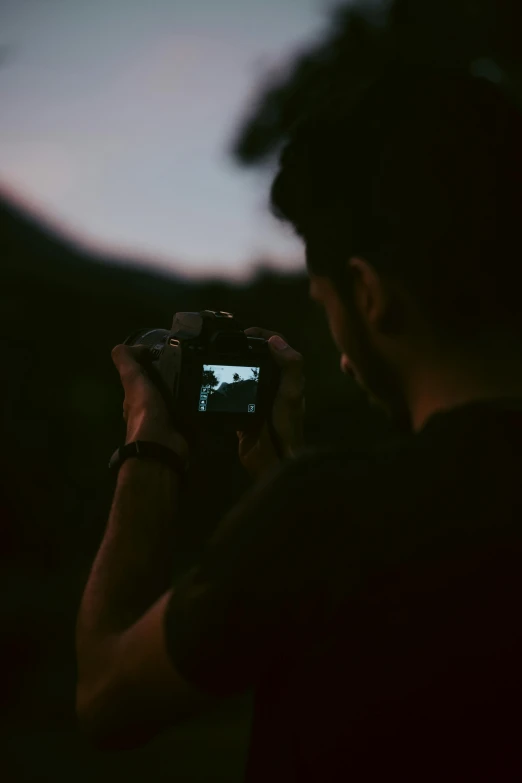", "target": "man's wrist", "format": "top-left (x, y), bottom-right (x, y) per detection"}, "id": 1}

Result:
top-left (118, 454), bottom-right (183, 483)
top-left (125, 427), bottom-right (189, 462)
